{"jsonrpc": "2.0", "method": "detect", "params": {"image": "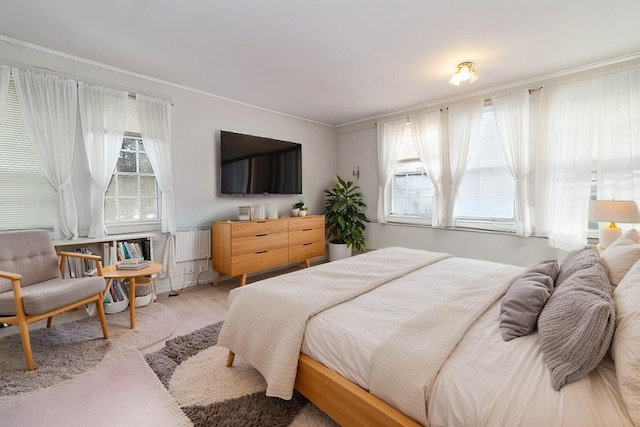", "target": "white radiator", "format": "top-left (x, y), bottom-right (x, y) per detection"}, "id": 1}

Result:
top-left (176, 229), bottom-right (211, 262)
